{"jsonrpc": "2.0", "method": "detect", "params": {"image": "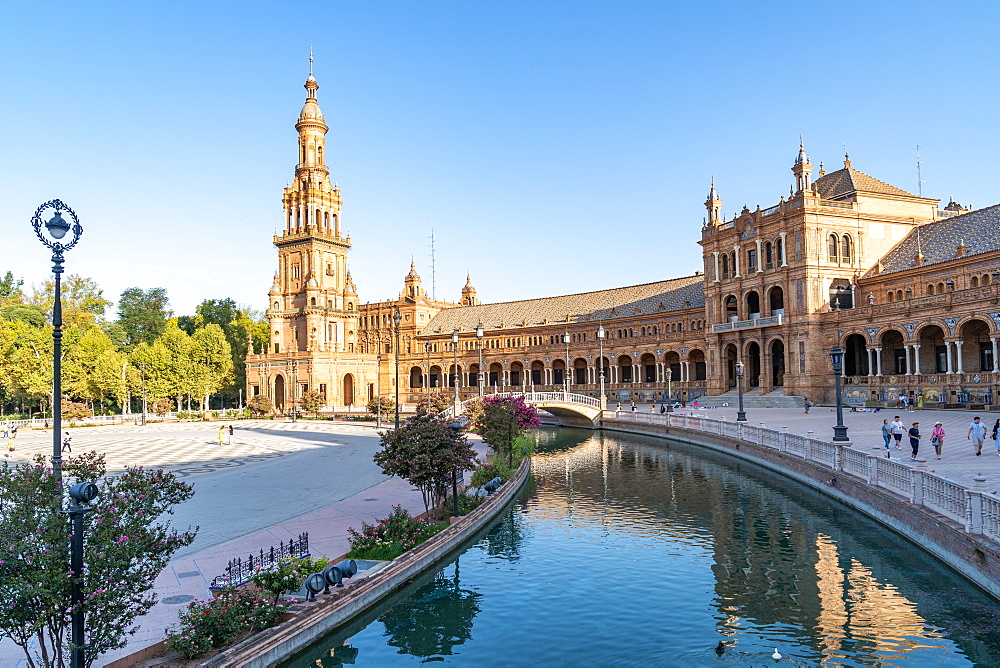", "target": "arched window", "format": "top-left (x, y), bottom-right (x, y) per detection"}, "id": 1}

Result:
top-left (971, 276), bottom-right (979, 288)
top-left (938, 282), bottom-right (945, 294)
top-left (764, 241), bottom-right (773, 268)
top-left (775, 237), bottom-right (784, 265)
top-left (721, 254), bottom-right (729, 278)
top-left (887, 291), bottom-right (895, 303)
top-left (841, 235), bottom-right (852, 262)
top-left (896, 290), bottom-right (904, 301)
top-left (730, 252), bottom-right (737, 275)
top-left (273, 301), bottom-right (279, 309)
top-left (310, 297), bottom-right (316, 306)
top-left (926, 284), bottom-right (934, 295)
top-left (828, 234), bottom-right (839, 261)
